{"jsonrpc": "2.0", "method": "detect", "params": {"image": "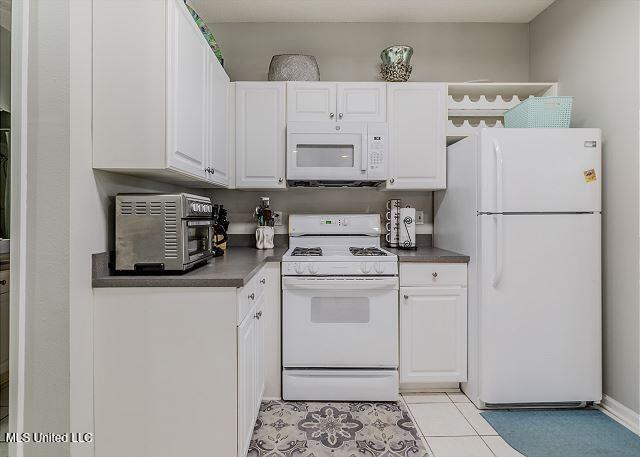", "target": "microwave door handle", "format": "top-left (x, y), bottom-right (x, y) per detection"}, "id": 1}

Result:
top-left (361, 130), bottom-right (368, 172)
